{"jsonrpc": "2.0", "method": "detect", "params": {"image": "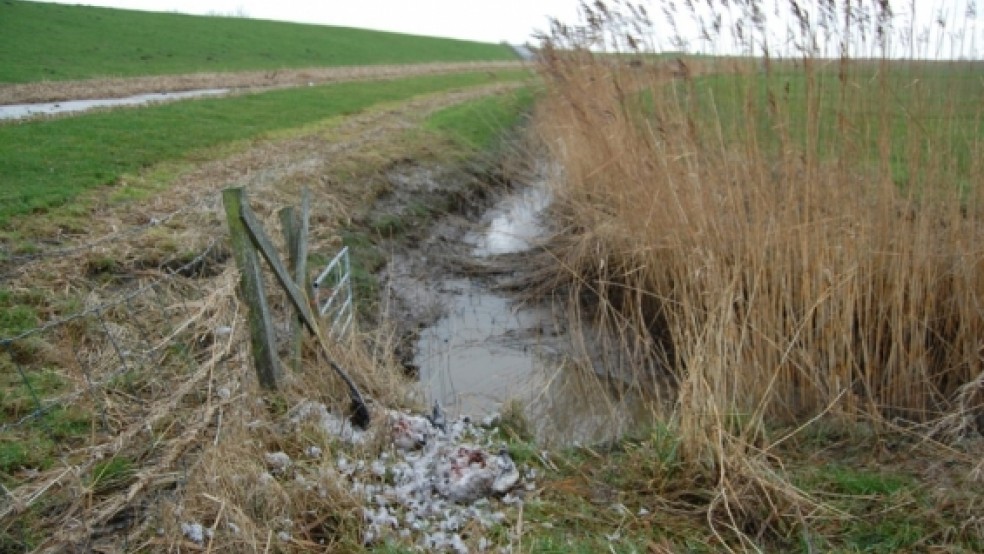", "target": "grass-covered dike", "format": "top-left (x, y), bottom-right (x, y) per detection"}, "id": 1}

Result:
top-left (0, 0), bottom-right (517, 83)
